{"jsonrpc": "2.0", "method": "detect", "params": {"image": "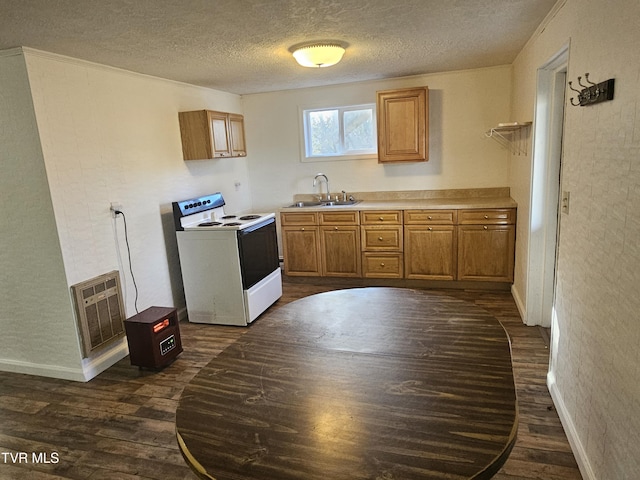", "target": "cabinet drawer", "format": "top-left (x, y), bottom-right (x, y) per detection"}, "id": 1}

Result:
top-left (458, 208), bottom-right (516, 225)
top-left (404, 210), bottom-right (457, 225)
top-left (362, 253), bottom-right (404, 278)
top-left (319, 211), bottom-right (359, 225)
top-left (360, 210), bottom-right (403, 225)
top-left (361, 226), bottom-right (403, 251)
top-left (280, 212), bottom-right (318, 226)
